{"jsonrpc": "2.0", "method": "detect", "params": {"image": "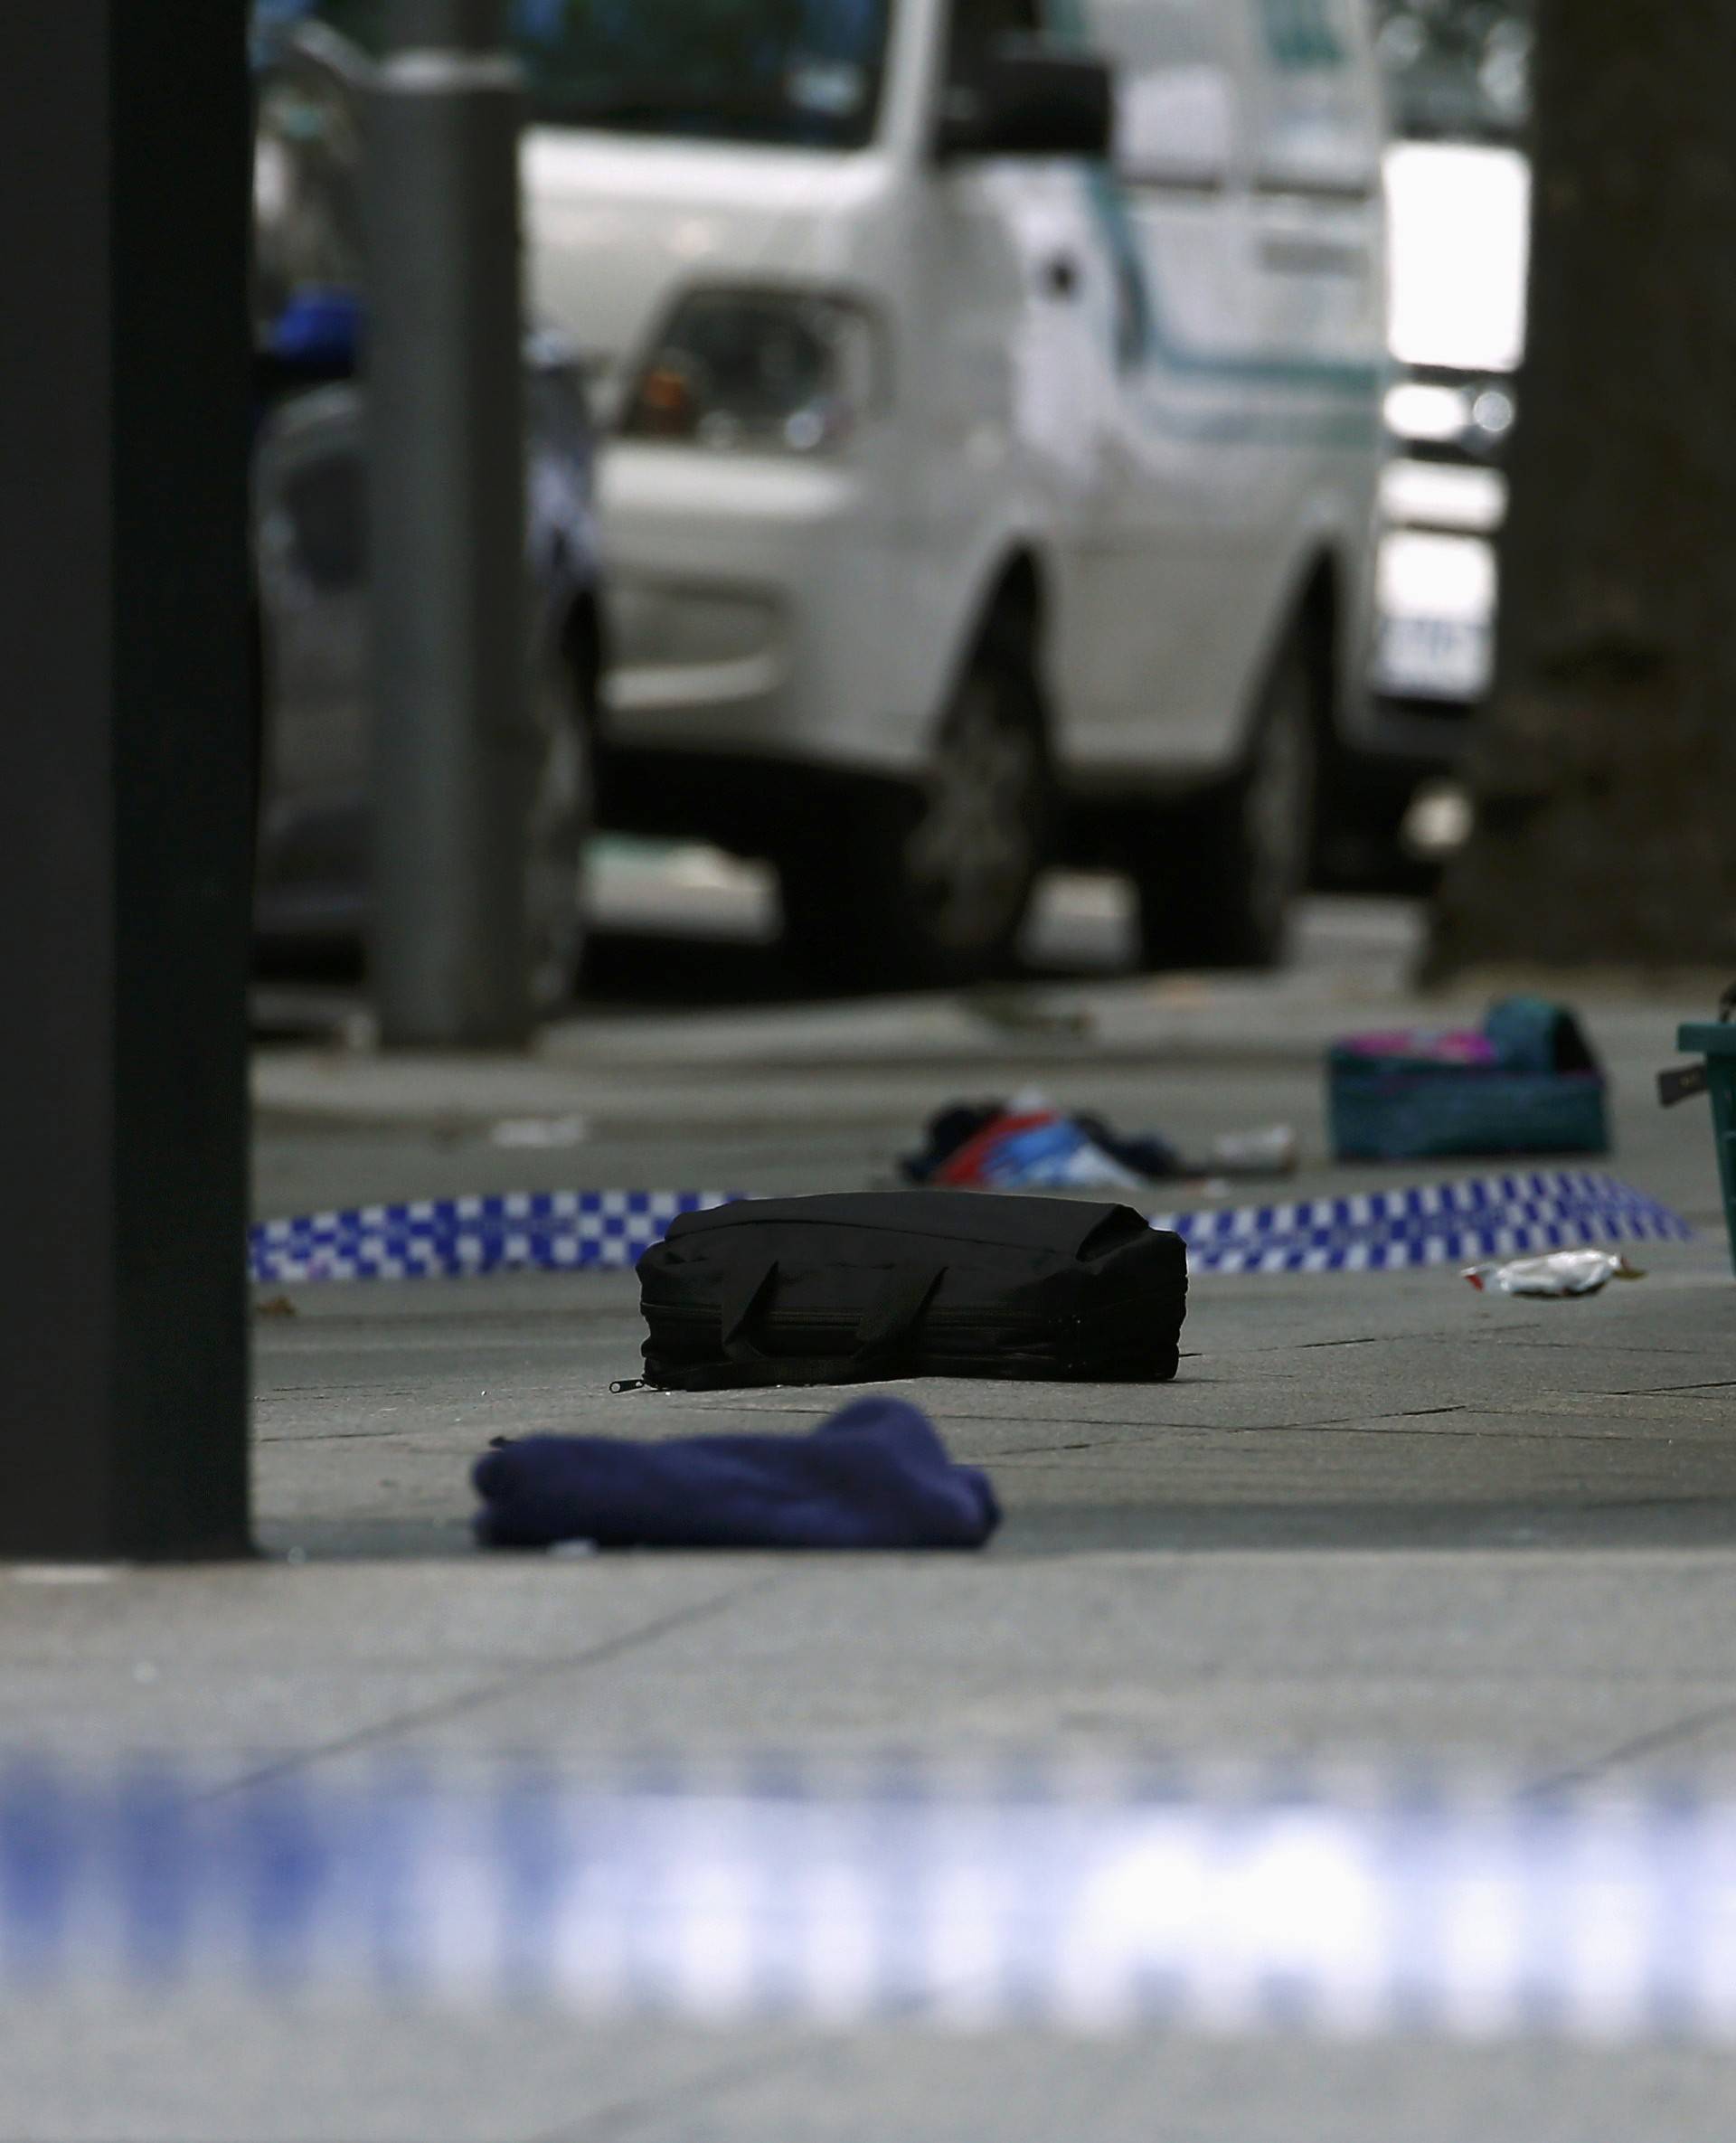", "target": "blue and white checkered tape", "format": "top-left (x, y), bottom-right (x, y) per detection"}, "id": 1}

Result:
top-left (249, 1189), bottom-right (737, 1282)
top-left (247, 1174), bottom-right (1691, 1285)
top-left (5, 1754), bottom-right (1736, 2040)
top-left (1152, 1171), bottom-right (1692, 1274)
